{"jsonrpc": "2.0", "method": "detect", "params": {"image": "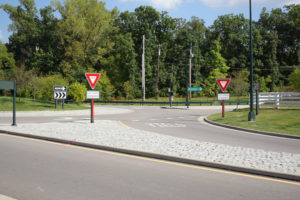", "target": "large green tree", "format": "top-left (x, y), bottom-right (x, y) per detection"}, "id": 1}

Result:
top-left (1, 0), bottom-right (39, 68)
top-left (53, 0), bottom-right (113, 82)
top-left (0, 41), bottom-right (15, 79)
